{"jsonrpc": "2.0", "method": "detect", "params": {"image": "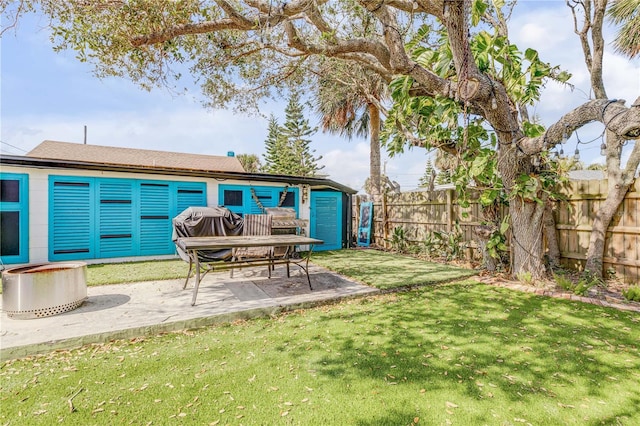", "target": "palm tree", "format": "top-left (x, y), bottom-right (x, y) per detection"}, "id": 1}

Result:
top-left (608, 0), bottom-right (640, 58)
top-left (314, 59), bottom-right (388, 197)
top-left (236, 153), bottom-right (262, 173)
